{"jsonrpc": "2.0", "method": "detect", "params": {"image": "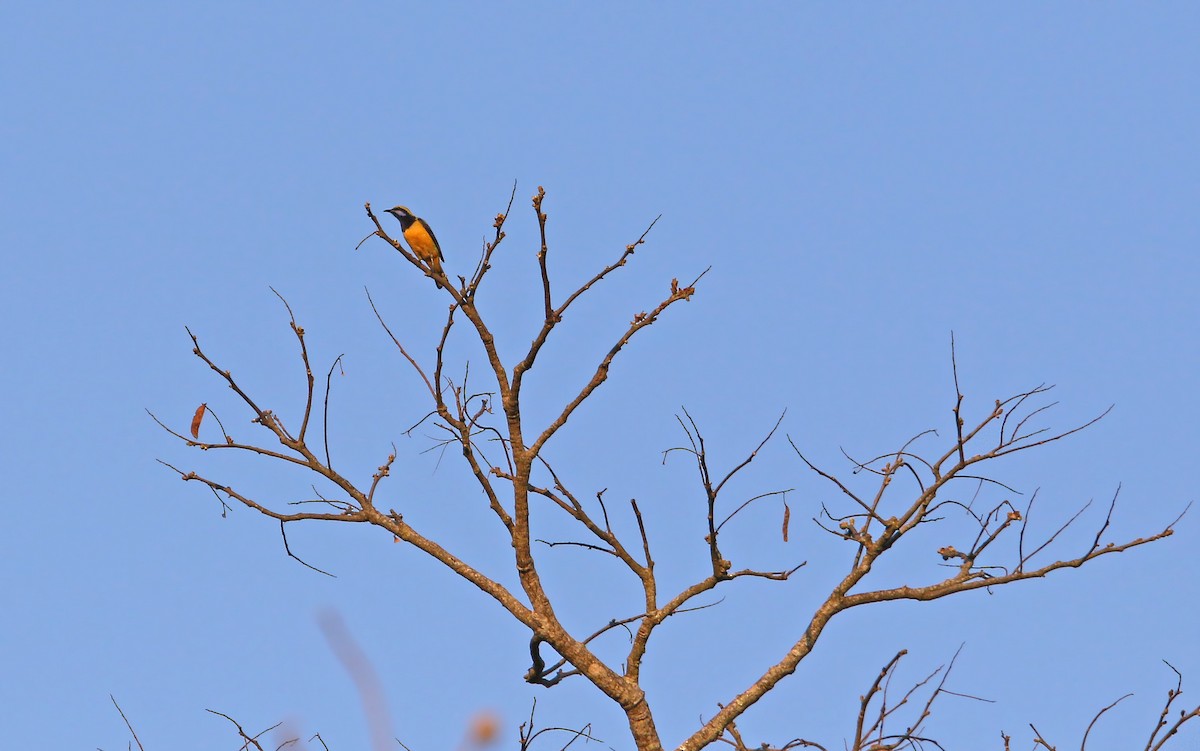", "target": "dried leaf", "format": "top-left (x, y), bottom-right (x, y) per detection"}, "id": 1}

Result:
top-left (782, 500), bottom-right (791, 543)
top-left (190, 403), bottom-right (207, 439)
top-left (467, 710), bottom-right (502, 745)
